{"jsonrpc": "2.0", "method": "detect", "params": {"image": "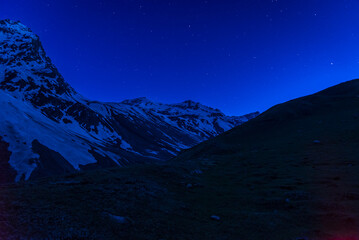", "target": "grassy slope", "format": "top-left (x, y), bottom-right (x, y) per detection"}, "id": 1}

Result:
top-left (2, 80), bottom-right (359, 239)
